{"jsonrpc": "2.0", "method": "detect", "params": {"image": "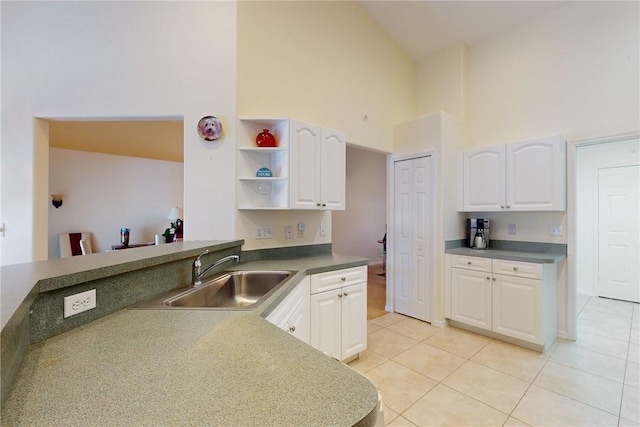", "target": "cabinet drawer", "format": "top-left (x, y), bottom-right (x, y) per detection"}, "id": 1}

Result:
top-left (449, 255), bottom-right (491, 272)
top-left (492, 259), bottom-right (542, 279)
top-left (311, 266), bottom-right (367, 294)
